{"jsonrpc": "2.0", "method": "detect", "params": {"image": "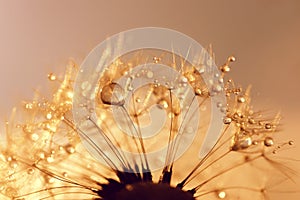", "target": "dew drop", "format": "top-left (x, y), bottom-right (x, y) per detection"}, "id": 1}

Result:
top-left (232, 136), bottom-right (252, 150)
top-left (100, 83), bottom-right (125, 106)
top-left (237, 96), bottom-right (246, 103)
top-left (25, 103), bottom-right (33, 109)
top-left (135, 97), bottom-right (141, 103)
top-left (265, 123), bottom-right (272, 129)
top-left (38, 152), bottom-right (45, 159)
top-left (9, 160), bottom-right (18, 169)
top-left (218, 191), bottom-right (226, 199)
top-left (264, 137), bottom-right (274, 147)
top-left (239, 136), bottom-right (252, 149)
top-left (47, 156), bottom-right (54, 163)
top-left (63, 172), bottom-right (68, 177)
top-left (48, 73), bottom-right (56, 81)
top-left (288, 140), bottom-right (294, 145)
top-left (127, 84), bottom-right (134, 91)
top-left (153, 56), bottom-right (161, 63)
top-left (47, 176), bottom-right (55, 184)
top-left (158, 100), bottom-right (169, 109)
top-left (65, 145), bottom-right (75, 154)
top-left (223, 117), bottom-right (232, 124)
top-left (31, 133), bottom-right (39, 141)
top-left (46, 112), bottom-right (52, 120)
top-left (228, 56), bottom-right (236, 62)
top-left (217, 102), bottom-right (223, 108)
top-left (195, 88), bottom-right (203, 96)
top-left (220, 65), bottom-right (230, 73)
